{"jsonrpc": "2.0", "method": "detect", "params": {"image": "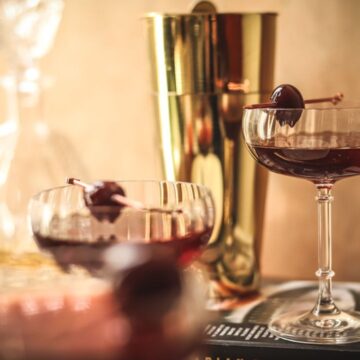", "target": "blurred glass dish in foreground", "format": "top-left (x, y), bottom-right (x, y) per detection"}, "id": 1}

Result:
top-left (0, 244), bottom-right (208, 360)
